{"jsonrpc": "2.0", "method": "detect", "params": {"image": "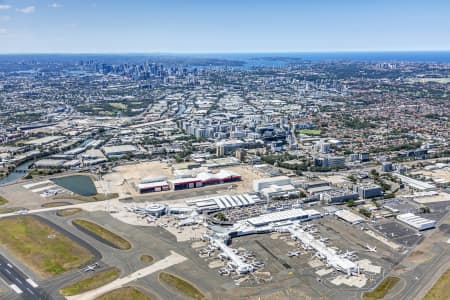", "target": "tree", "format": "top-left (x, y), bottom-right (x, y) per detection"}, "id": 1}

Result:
top-left (359, 208), bottom-right (372, 218)
top-left (370, 169), bottom-right (379, 177)
top-left (215, 212), bottom-right (228, 221)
